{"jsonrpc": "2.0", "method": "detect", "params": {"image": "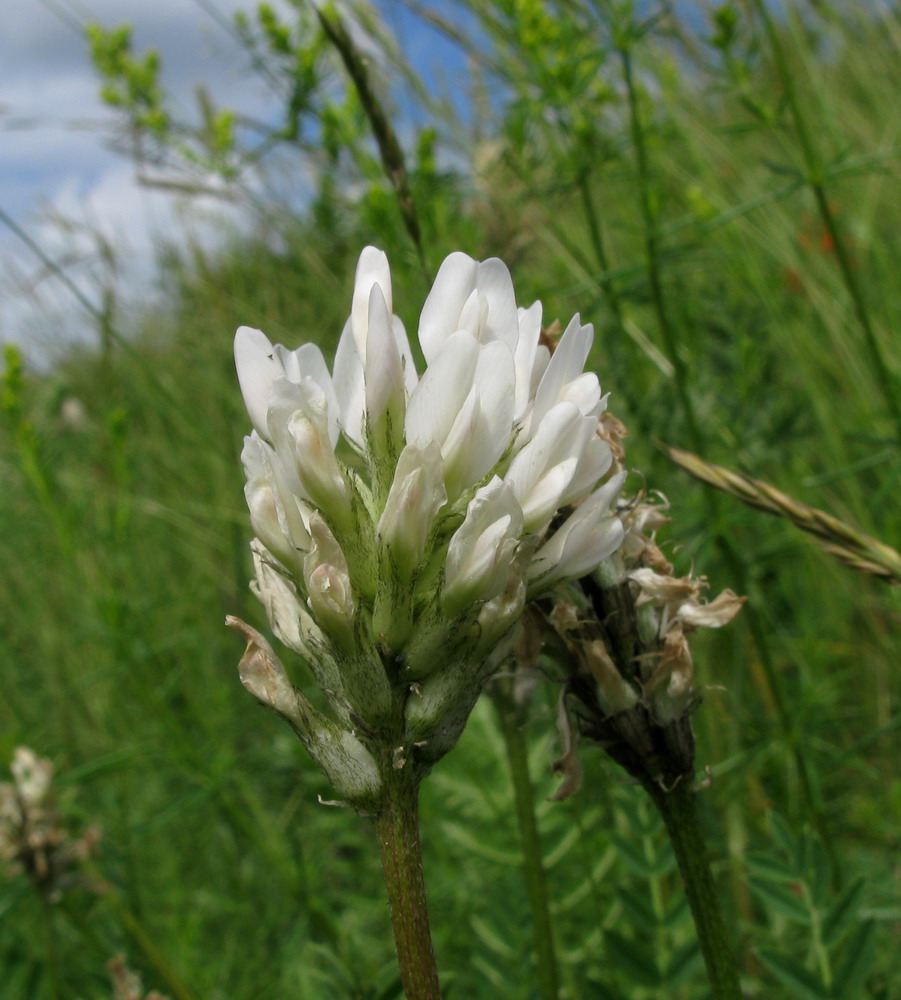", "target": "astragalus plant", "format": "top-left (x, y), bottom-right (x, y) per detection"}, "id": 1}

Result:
top-left (228, 246), bottom-right (625, 998)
